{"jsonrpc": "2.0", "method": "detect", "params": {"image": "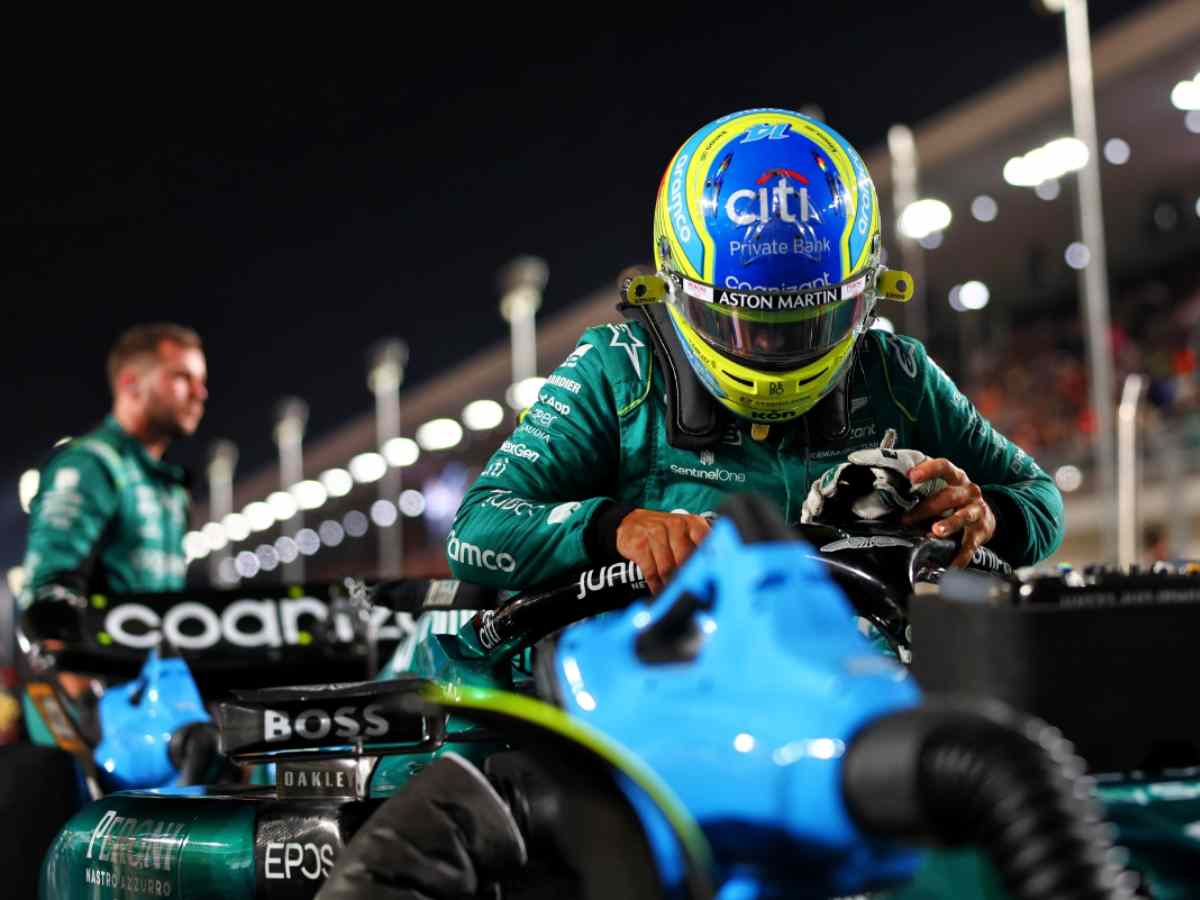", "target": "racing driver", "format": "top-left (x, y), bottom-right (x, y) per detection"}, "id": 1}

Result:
top-left (448, 108), bottom-right (1063, 593)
